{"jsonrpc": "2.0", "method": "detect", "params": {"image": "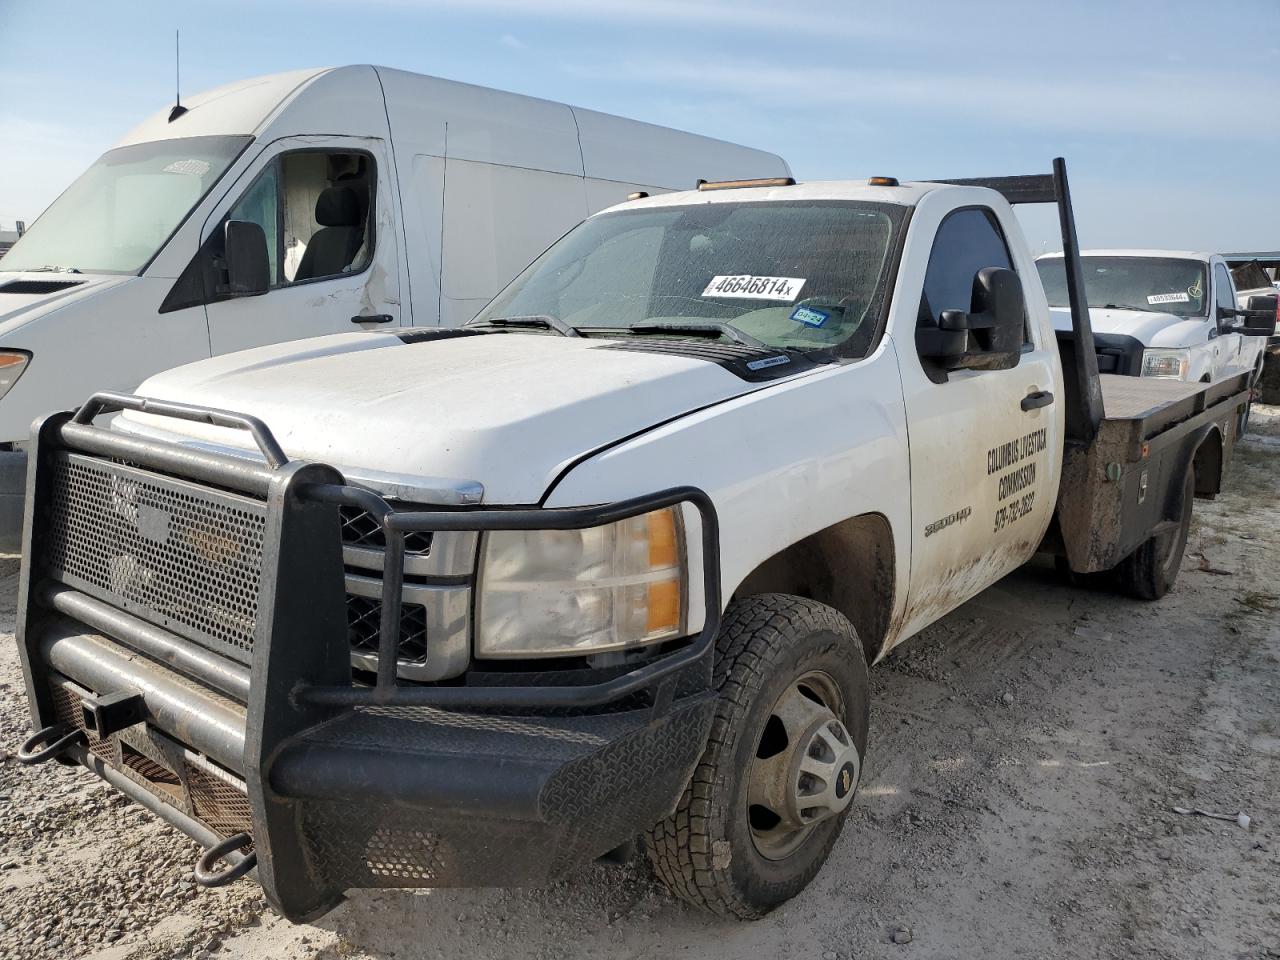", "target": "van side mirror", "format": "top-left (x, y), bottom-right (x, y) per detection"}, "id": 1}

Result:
top-left (917, 267), bottom-right (1024, 372)
top-left (224, 220), bottom-right (270, 297)
top-left (1238, 294), bottom-right (1278, 337)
